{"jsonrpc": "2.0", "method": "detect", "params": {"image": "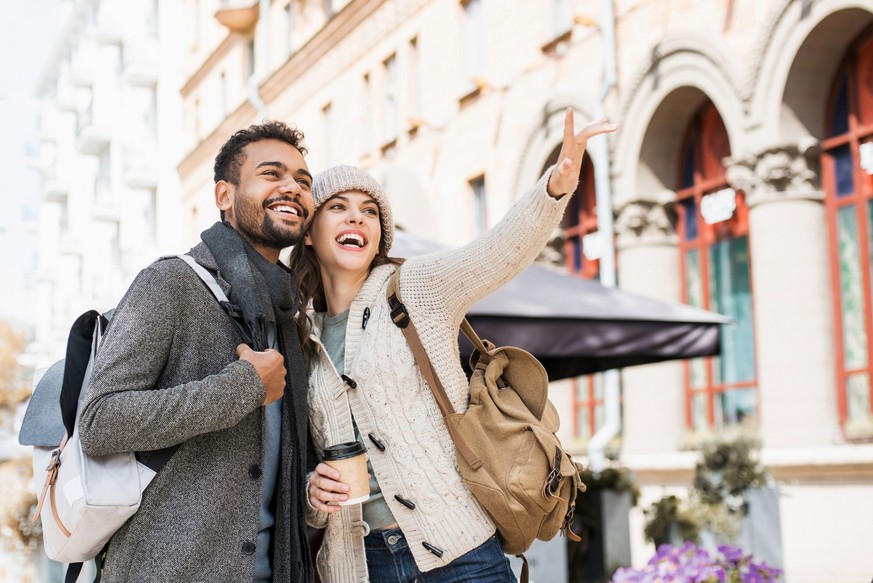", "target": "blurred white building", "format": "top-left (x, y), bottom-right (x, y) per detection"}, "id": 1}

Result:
top-left (30, 0), bottom-right (185, 367)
